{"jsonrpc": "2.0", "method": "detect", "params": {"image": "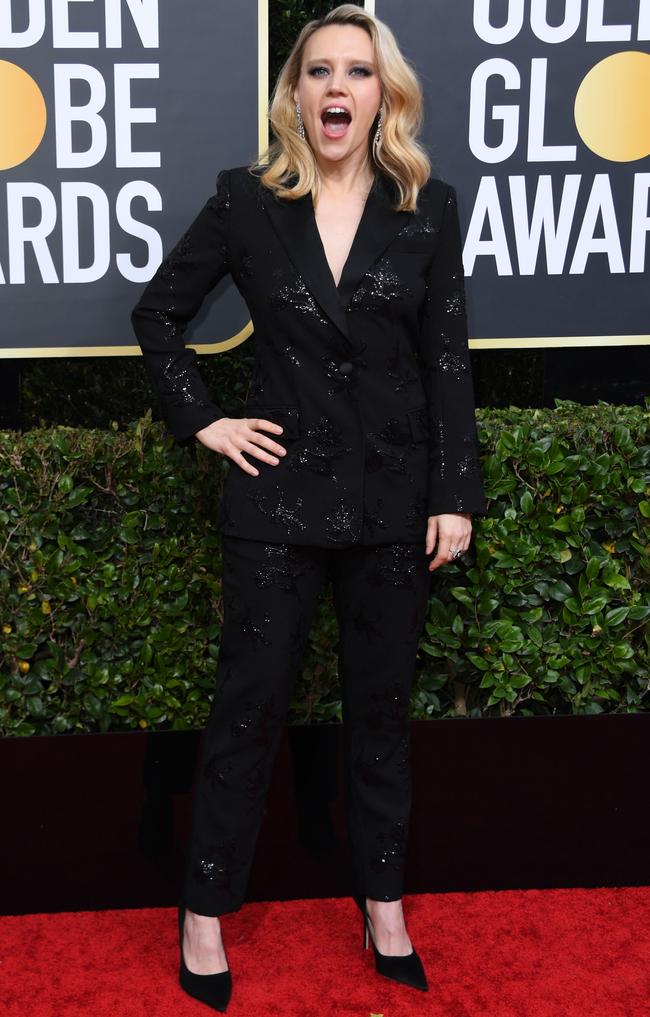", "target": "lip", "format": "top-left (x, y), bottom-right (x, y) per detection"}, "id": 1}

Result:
top-left (319, 102), bottom-right (352, 122)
